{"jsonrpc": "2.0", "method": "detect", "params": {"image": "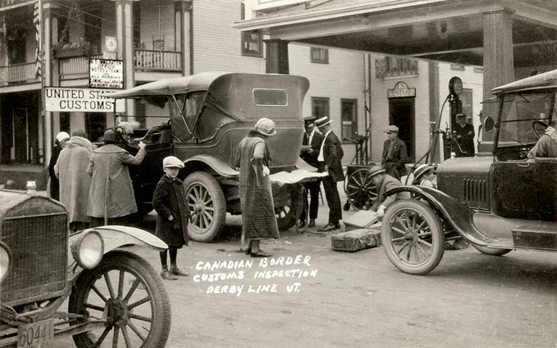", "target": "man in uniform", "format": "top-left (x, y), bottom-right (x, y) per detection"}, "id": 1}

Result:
top-left (453, 113), bottom-right (475, 157)
top-left (299, 115), bottom-right (324, 228)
